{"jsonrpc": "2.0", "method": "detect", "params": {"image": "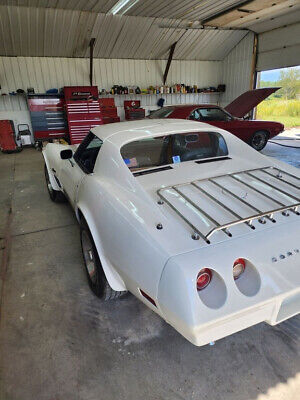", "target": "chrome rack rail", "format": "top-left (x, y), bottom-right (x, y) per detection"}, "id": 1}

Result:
top-left (157, 166), bottom-right (300, 243)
